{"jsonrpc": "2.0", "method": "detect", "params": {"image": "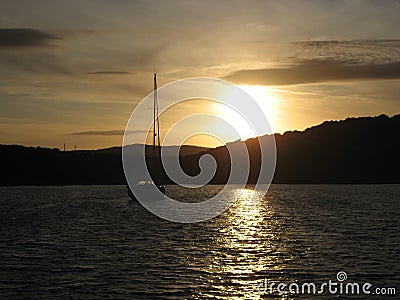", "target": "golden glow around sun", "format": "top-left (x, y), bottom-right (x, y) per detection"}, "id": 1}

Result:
top-left (157, 85), bottom-right (283, 148)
